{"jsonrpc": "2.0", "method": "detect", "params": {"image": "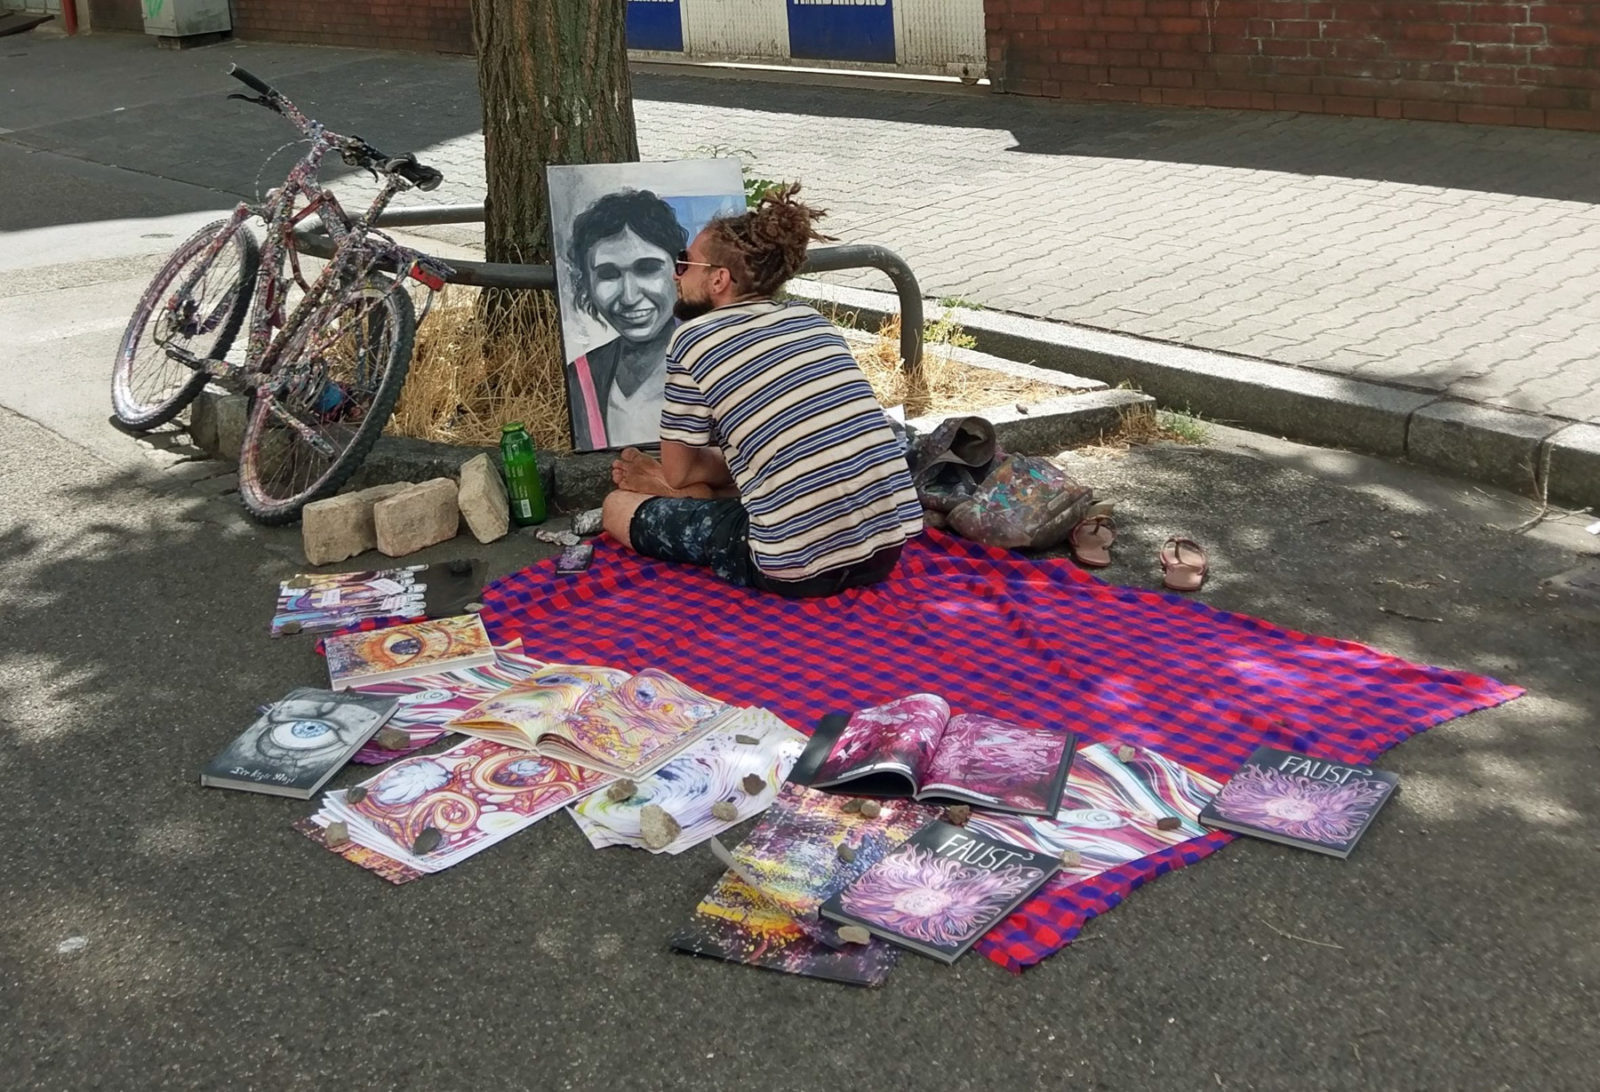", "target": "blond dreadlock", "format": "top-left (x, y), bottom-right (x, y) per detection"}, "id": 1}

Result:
top-left (703, 182), bottom-right (836, 298)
